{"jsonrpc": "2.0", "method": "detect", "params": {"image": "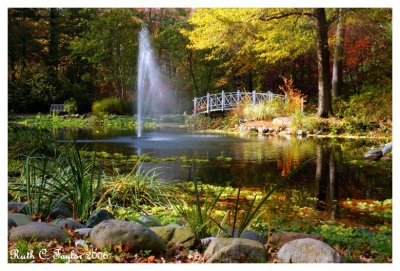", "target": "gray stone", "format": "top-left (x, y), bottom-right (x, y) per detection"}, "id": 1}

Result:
top-left (270, 232), bottom-right (326, 249)
top-left (258, 127), bottom-right (269, 133)
top-left (9, 222), bottom-right (70, 242)
top-left (50, 218), bottom-right (85, 230)
top-left (272, 117), bottom-right (292, 128)
top-left (74, 228), bottom-right (92, 237)
top-left (381, 142), bottom-right (392, 155)
top-left (86, 209), bottom-right (115, 228)
top-left (150, 224), bottom-right (196, 249)
top-left (297, 130), bottom-right (305, 136)
top-left (49, 201), bottom-right (73, 219)
top-left (277, 238), bottom-right (345, 263)
top-left (8, 201), bottom-right (28, 213)
top-left (204, 238), bottom-right (268, 263)
top-left (8, 218), bottom-right (17, 230)
top-left (8, 213), bottom-right (32, 226)
top-left (227, 229), bottom-right (264, 244)
top-left (364, 149), bottom-right (383, 161)
top-left (91, 220), bottom-right (166, 254)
